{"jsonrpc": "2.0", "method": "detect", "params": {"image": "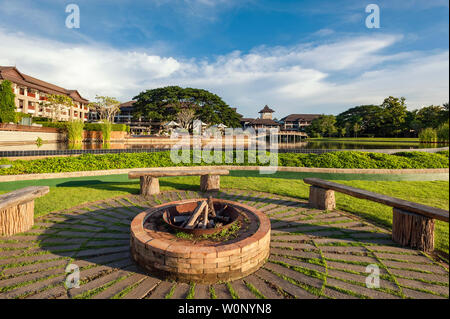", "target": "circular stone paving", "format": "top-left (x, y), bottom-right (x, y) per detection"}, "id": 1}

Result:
top-left (0, 189), bottom-right (448, 299)
top-left (130, 198), bottom-right (271, 284)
